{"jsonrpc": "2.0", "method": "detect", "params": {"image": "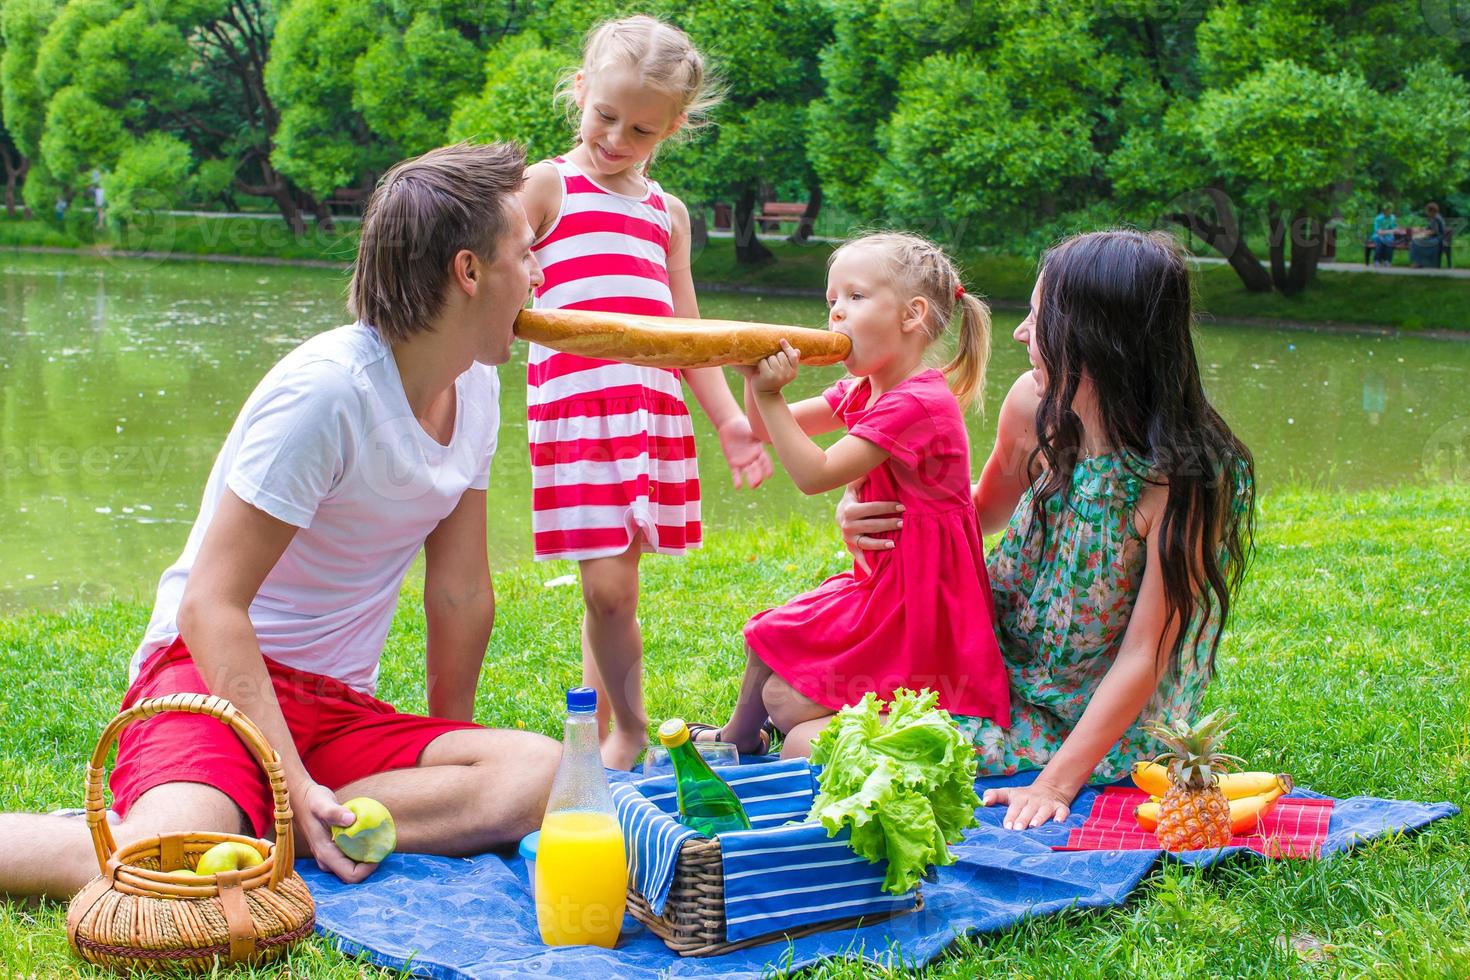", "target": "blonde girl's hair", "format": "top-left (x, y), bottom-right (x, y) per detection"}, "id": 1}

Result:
top-left (831, 232), bottom-right (992, 413)
top-left (555, 15), bottom-right (724, 140)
